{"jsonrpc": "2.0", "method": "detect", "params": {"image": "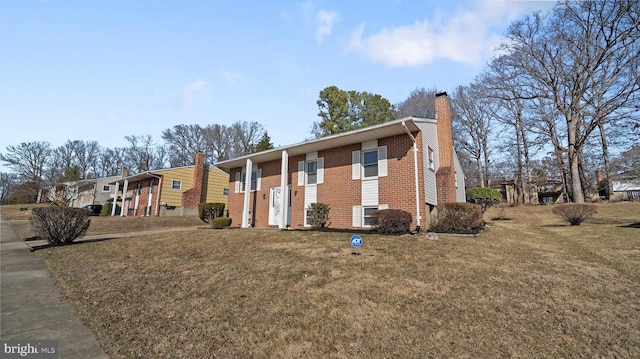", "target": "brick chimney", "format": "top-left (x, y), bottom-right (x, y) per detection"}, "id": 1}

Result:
top-left (121, 168), bottom-right (129, 178)
top-left (435, 92), bottom-right (457, 204)
top-left (182, 153), bottom-right (206, 206)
